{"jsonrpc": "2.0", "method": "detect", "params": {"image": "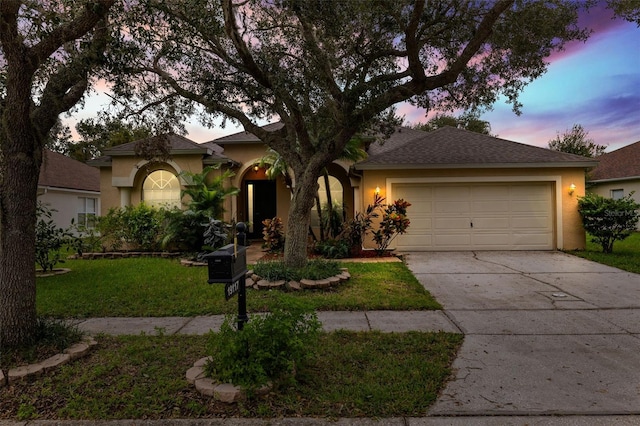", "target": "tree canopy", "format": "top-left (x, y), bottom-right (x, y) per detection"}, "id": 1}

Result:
top-left (414, 112), bottom-right (493, 135)
top-left (548, 124), bottom-right (607, 157)
top-left (109, 0), bottom-right (590, 267)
